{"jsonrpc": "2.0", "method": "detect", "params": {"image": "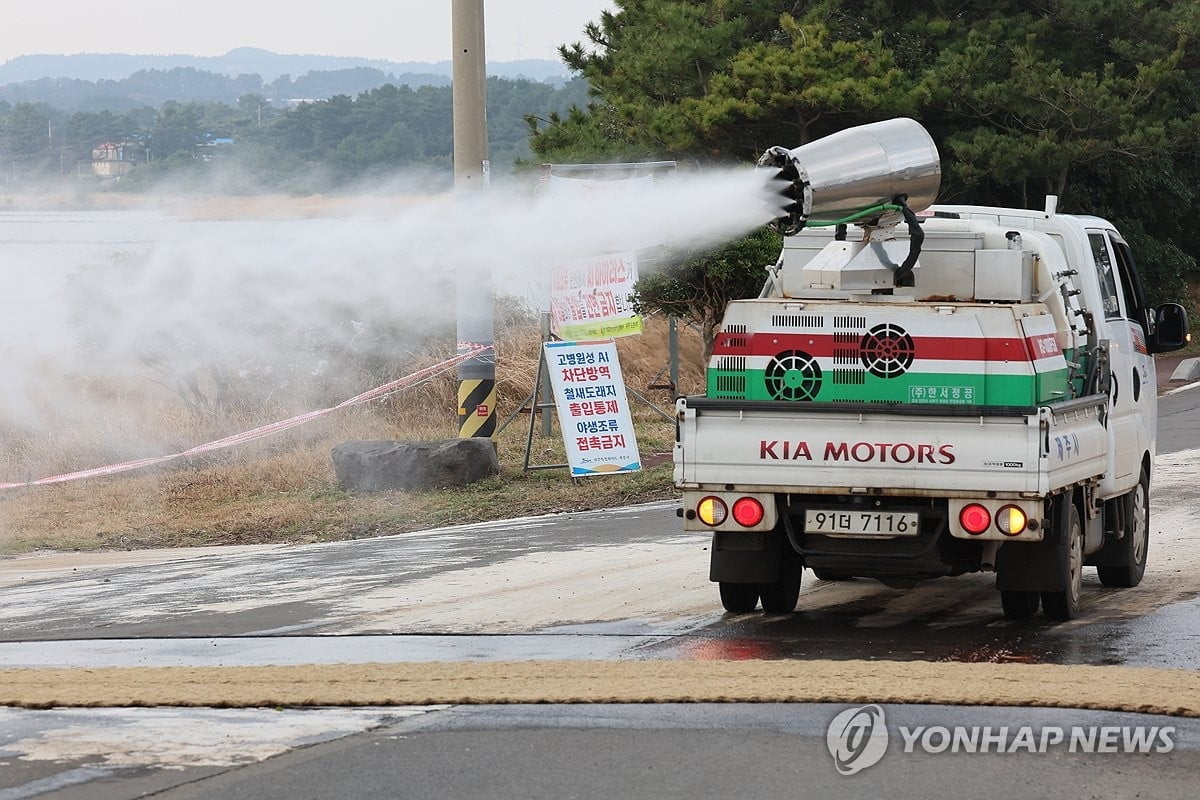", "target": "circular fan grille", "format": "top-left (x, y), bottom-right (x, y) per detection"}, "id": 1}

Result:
top-left (859, 323), bottom-right (915, 378)
top-left (765, 350), bottom-right (822, 401)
